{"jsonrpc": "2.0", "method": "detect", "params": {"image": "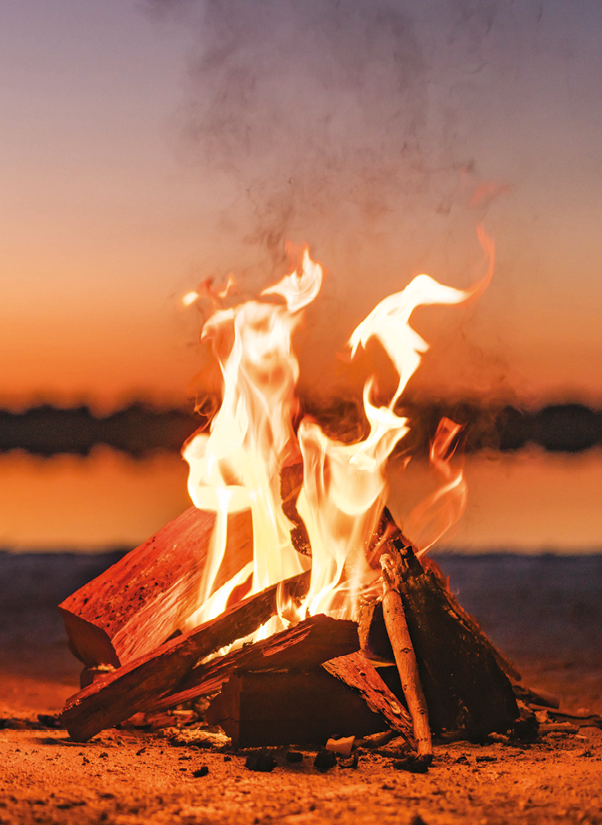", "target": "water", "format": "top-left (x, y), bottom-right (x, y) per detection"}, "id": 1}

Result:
top-left (1, 446), bottom-right (601, 552)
